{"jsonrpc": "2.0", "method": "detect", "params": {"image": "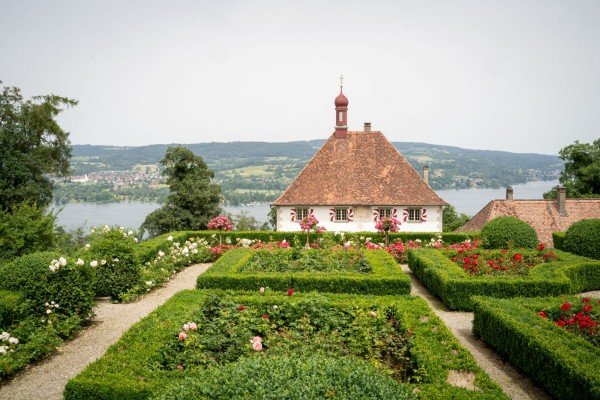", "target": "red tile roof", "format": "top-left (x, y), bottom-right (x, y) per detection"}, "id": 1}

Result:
top-left (458, 199), bottom-right (600, 246)
top-left (272, 131), bottom-right (448, 206)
